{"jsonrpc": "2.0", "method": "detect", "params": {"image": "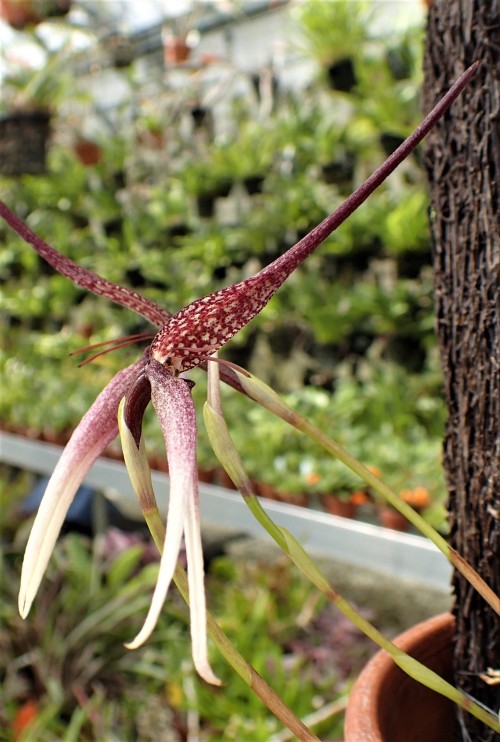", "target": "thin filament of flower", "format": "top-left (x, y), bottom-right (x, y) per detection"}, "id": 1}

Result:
top-left (71, 332), bottom-right (155, 366)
